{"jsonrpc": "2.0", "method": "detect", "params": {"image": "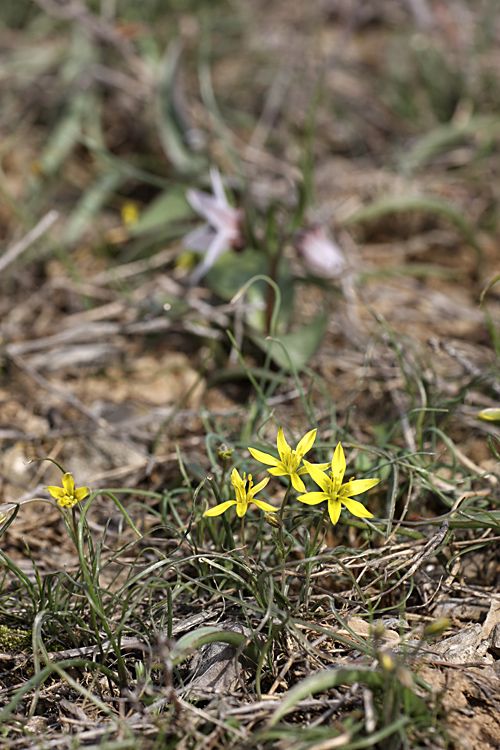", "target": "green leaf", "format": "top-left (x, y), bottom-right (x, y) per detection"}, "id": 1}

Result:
top-left (252, 313), bottom-right (328, 370)
top-left (39, 31), bottom-right (97, 176)
top-left (206, 249), bottom-right (270, 301)
top-left (40, 93), bottom-right (88, 176)
top-left (129, 188), bottom-right (193, 236)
